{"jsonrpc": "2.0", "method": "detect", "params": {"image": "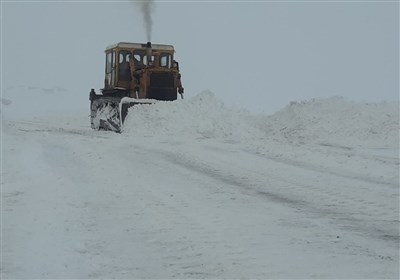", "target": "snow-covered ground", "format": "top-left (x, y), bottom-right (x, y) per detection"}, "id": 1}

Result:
top-left (1, 88), bottom-right (399, 279)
